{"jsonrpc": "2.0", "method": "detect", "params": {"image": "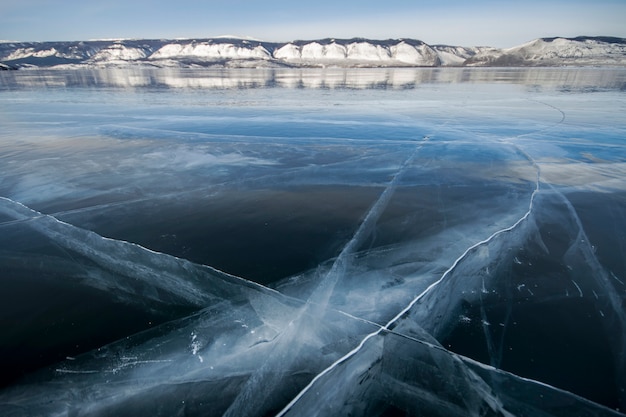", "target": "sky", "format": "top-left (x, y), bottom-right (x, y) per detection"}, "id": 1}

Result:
top-left (1, 0), bottom-right (625, 48)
